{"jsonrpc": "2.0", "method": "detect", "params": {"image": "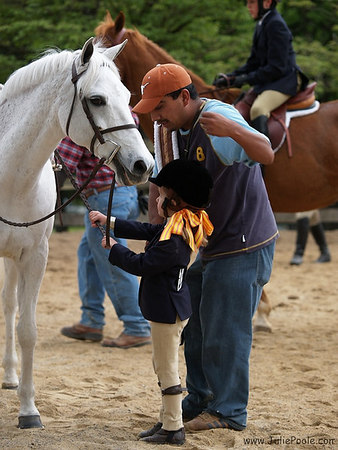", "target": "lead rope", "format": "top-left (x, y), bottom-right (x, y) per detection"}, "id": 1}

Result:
top-left (54, 149), bottom-right (106, 236)
top-left (0, 154), bottom-right (107, 228)
top-left (105, 174), bottom-right (115, 247)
